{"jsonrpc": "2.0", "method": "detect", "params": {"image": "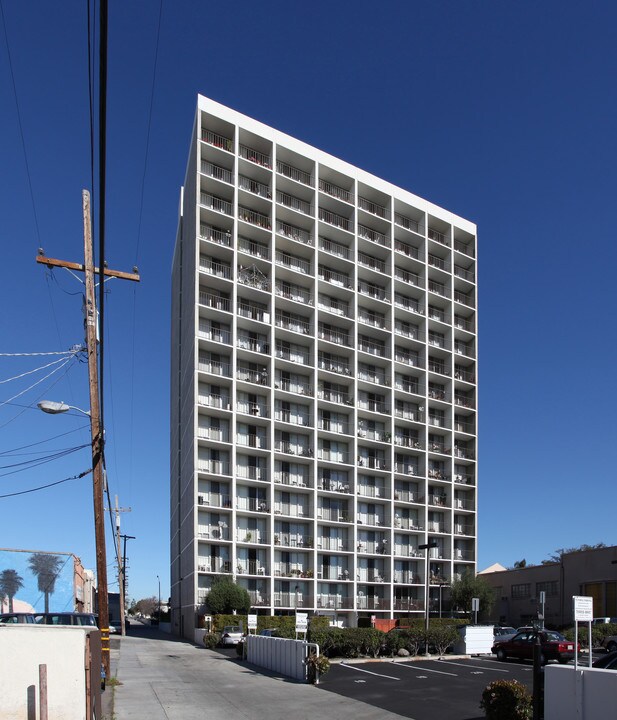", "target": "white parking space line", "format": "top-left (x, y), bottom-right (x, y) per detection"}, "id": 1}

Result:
top-left (339, 663), bottom-right (401, 680)
top-left (435, 659), bottom-right (510, 673)
top-left (395, 662), bottom-right (457, 677)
